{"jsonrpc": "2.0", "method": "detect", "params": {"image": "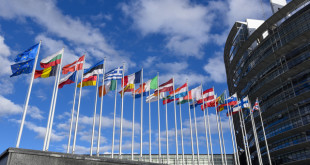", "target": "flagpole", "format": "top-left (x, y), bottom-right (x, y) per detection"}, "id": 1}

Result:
top-left (165, 100), bottom-right (169, 164)
top-left (157, 72), bottom-right (161, 163)
top-left (119, 62), bottom-right (125, 158)
top-left (46, 48), bottom-right (64, 151)
top-left (97, 58), bottom-right (106, 156)
top-left (186, 80), bottom-right (194, 164)
top-left (248, 97), bottom-right (263, 165)
top-left (193, 101), bottom-right (200, 165)
top-left (111, 80), bottom-right (118, 158)
top-left (239, 109), bottom-right (252, 165)
top-left (214, 93), bottom-right (224, 165)
top-left (225, 92), bottom-right (239, 165)
top-left (201, 84), bottom-right (210, 165)
top-left (207, 105), bottom-right (214, 165)
top-left (148, 89), bottom-right (152, 162)
top-left (140, 68), bottom-right (144, 160)
top-left (172, 77), bottom-right (179, 163)
top-left (16, 41), bottom-right (41, 148)
top-left (238, 109), bottom-right (250, 165)
top-left (257, 99), bottom-right (272, 165)
top-left (72, 54), bottom-right (85, 154)
top-left (179, 103), bottom-right (185, 165)
top-left (131, 84), bottom-right (136, 161)
top-left (90, 76), bottom-right (99, 156)
top-left (218, 110), bottom-right (228, 165)
top-left (229, 106), bottom-right (240, 165)
top-left (43, 68), bottom-right (57, 151)
top-left (67, 62), bottom-right (79, 153)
